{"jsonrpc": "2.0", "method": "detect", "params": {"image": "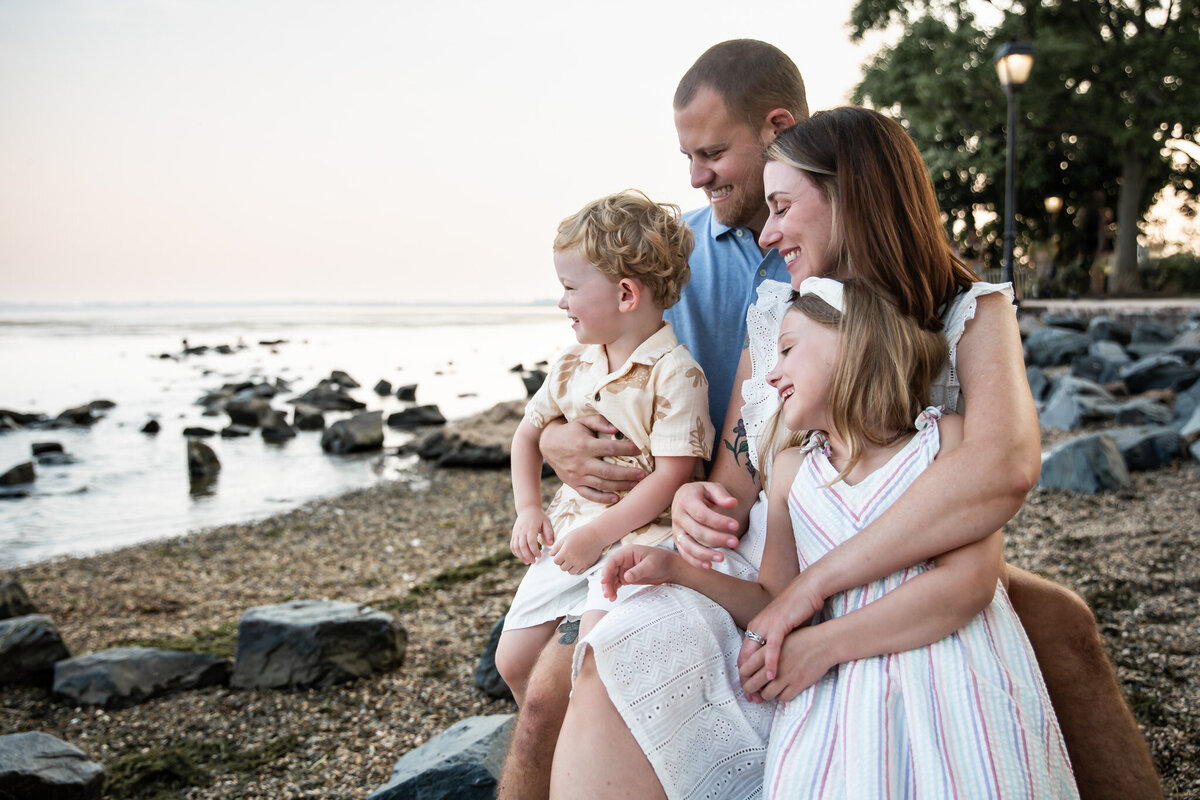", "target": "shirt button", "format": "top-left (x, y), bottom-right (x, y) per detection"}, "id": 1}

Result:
top-left (759, 269), bottom-right (767, 277)
top-left (735, 229), bottom-right (744, 237)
